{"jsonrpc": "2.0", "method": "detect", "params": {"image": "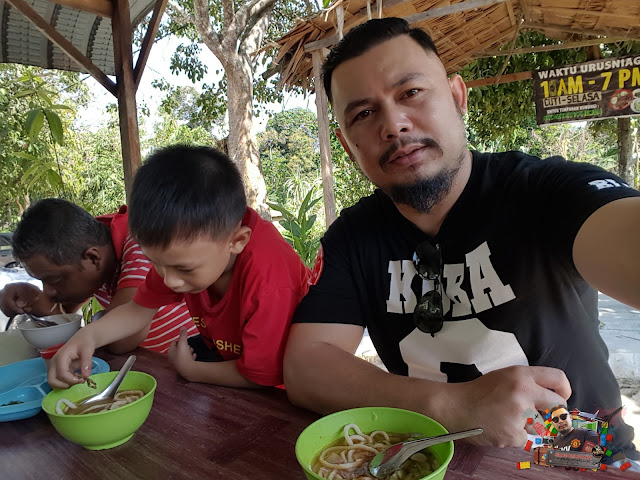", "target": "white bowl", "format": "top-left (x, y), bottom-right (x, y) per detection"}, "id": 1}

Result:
top-left (17, 313), bottom-right (82, 349)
